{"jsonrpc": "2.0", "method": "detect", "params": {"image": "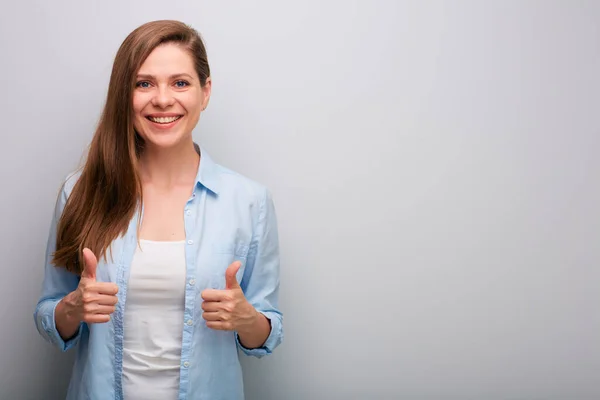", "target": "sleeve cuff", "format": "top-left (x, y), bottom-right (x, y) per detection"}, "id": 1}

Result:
top-left (35, 298), bottom-right (82, 352)
top-left (235, 311), bottom-right (283, 358)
